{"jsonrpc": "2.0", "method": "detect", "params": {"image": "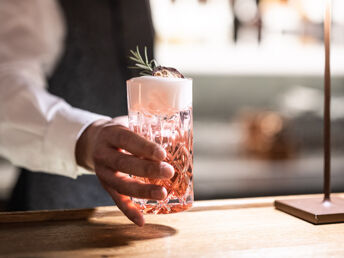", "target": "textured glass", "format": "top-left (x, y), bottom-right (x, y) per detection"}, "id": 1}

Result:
top-left (129, 108), bottom-right (193, 214)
